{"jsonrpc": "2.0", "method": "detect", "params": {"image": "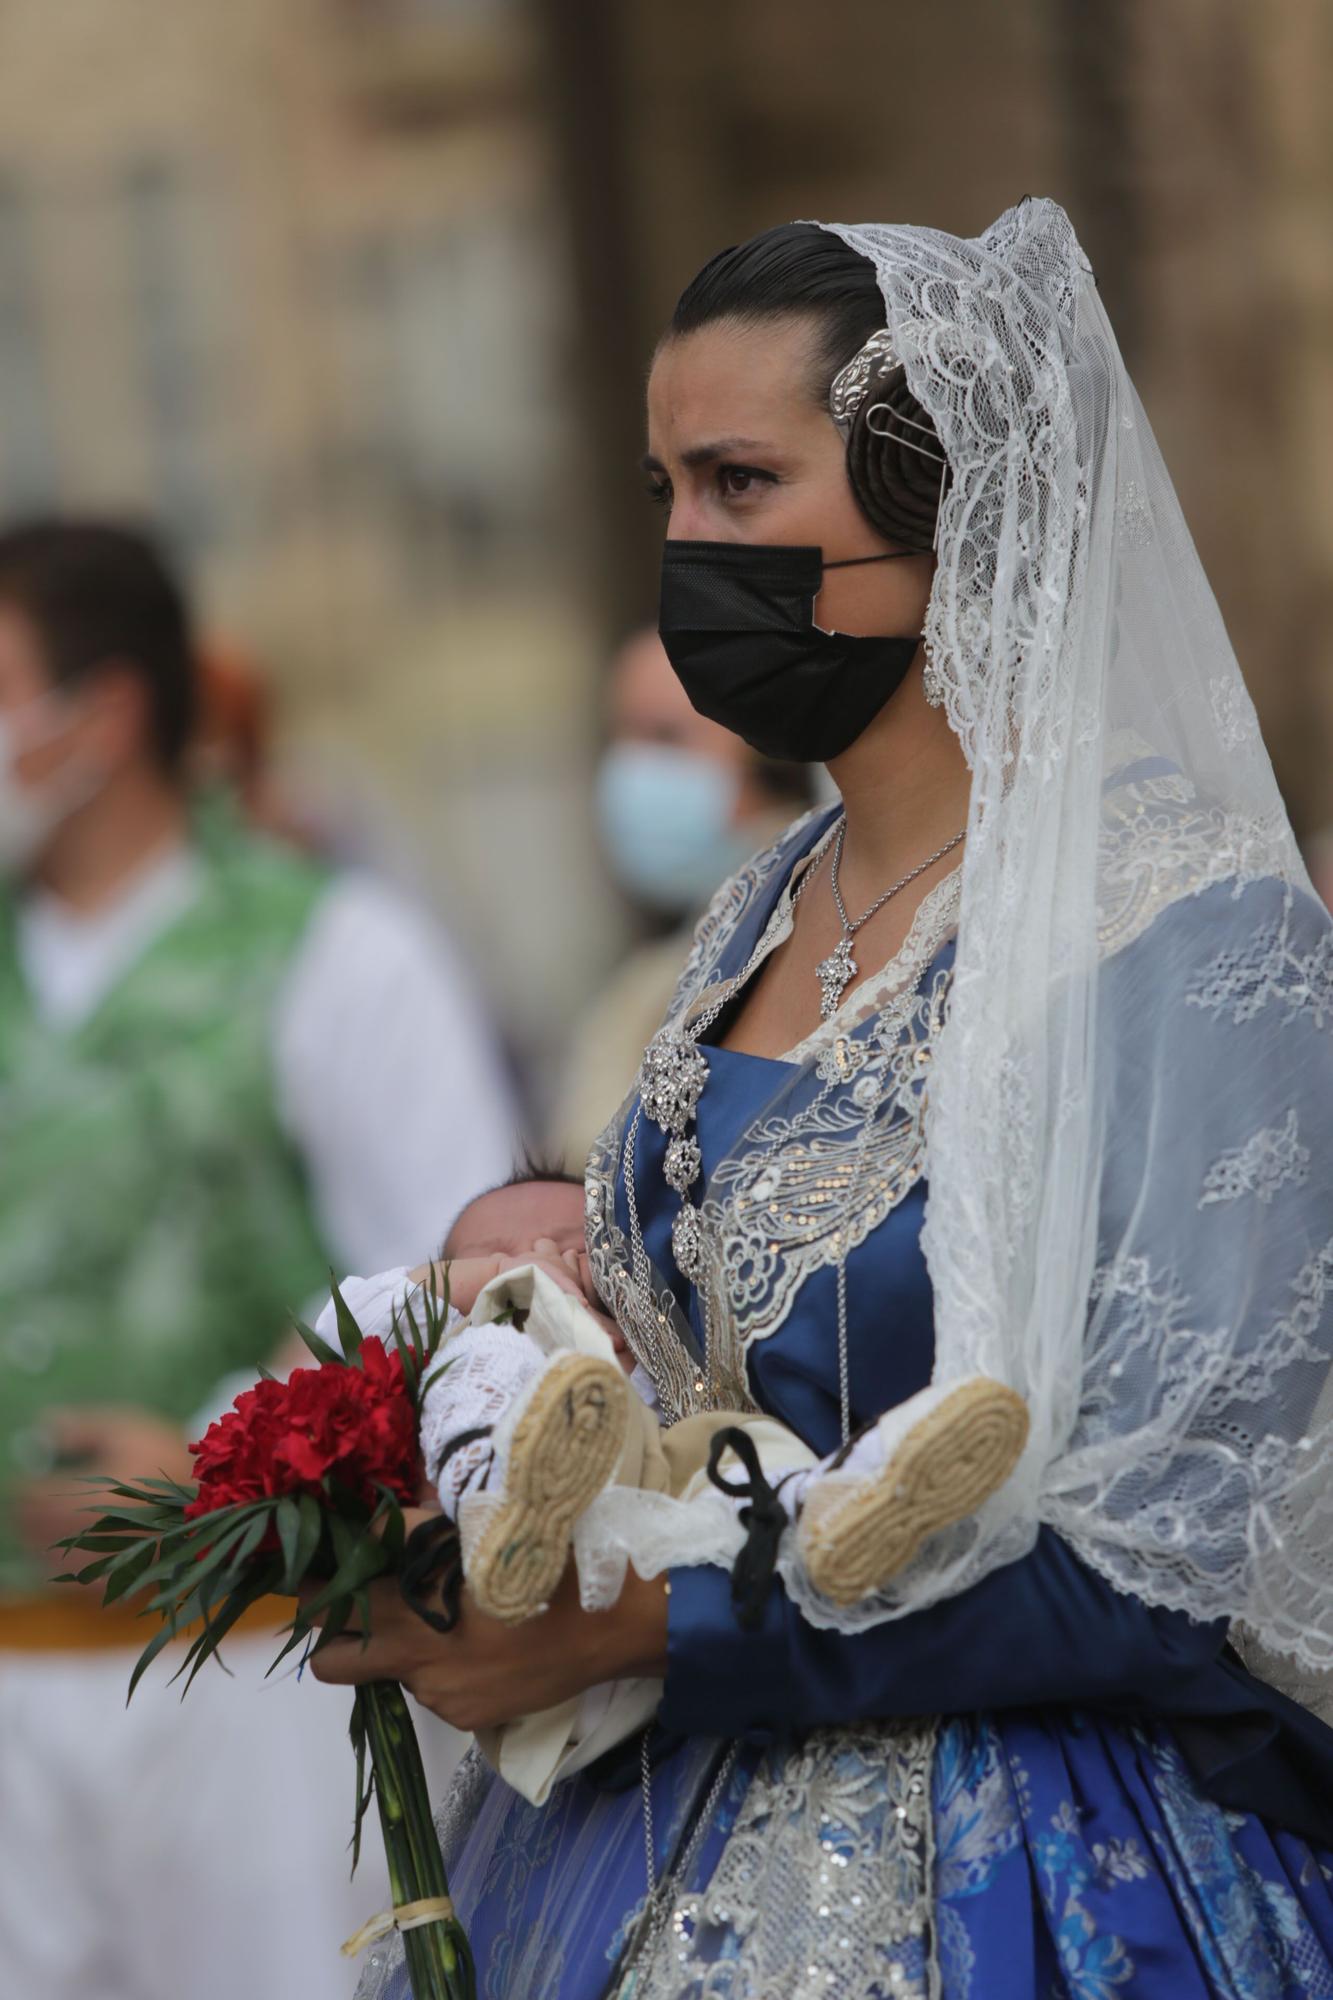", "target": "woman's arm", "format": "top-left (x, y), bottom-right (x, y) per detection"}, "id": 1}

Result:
top-left (306, 1515), bottom-right (1221, 1742)
top-left (659, 1526), bottom-right (1227, 1739)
